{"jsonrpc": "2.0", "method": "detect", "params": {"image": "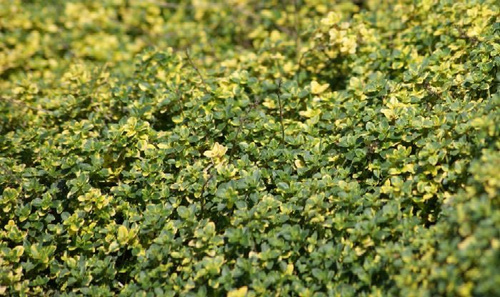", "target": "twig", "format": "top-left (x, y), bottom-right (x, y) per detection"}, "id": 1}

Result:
top-left (228, 94), bottom-right (261, 163)
top-left (147, 1), bottom-right (185, 8)
top-left (0, 163), bottom-right (22, 184)
top-left (145, 1), bottom-right (221, 9)
top-left (293, 0), bottom-right (301, 63)
top-left (147, 1), bottom-right (257, 17)
top-left (184, 49), bottom-right (208, 91)
top-left (228, 115), bottom-right (246, 164)
top-left (175, 87), bottom-right (185, 115)
top-left (276, 80), bottom-right (285, 144)
top-left (88, 63), bottom-right (108, 96)
top-left (0, 96), bottom-right (49, 113)
top-left (200, 164), bottom-right (215, 215)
